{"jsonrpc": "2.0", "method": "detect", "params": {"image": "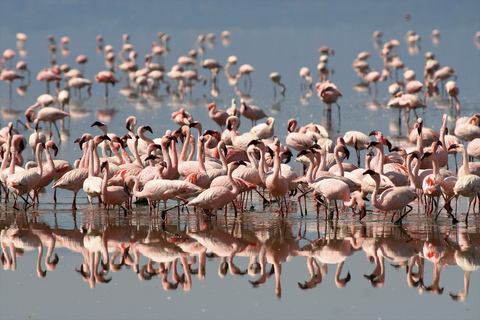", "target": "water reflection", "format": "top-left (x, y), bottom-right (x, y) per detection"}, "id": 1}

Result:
top-left (1, 211), bottom-right (478, 301)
